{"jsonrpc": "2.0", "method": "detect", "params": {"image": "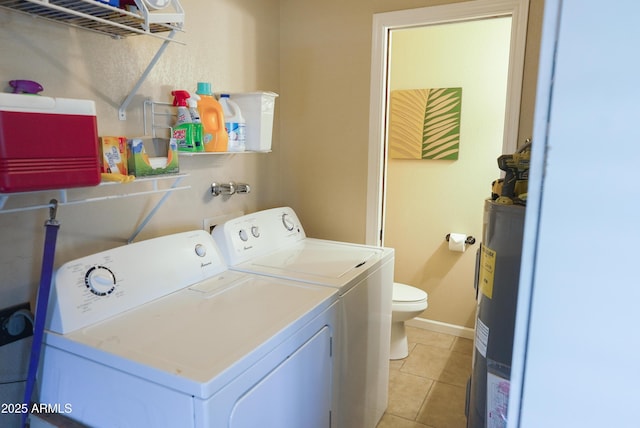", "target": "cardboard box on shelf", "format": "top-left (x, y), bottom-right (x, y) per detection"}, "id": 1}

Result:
top-left (99, 136), bottom-right (128, 175)
top-left (127, 137), bottom-right (179, 177)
